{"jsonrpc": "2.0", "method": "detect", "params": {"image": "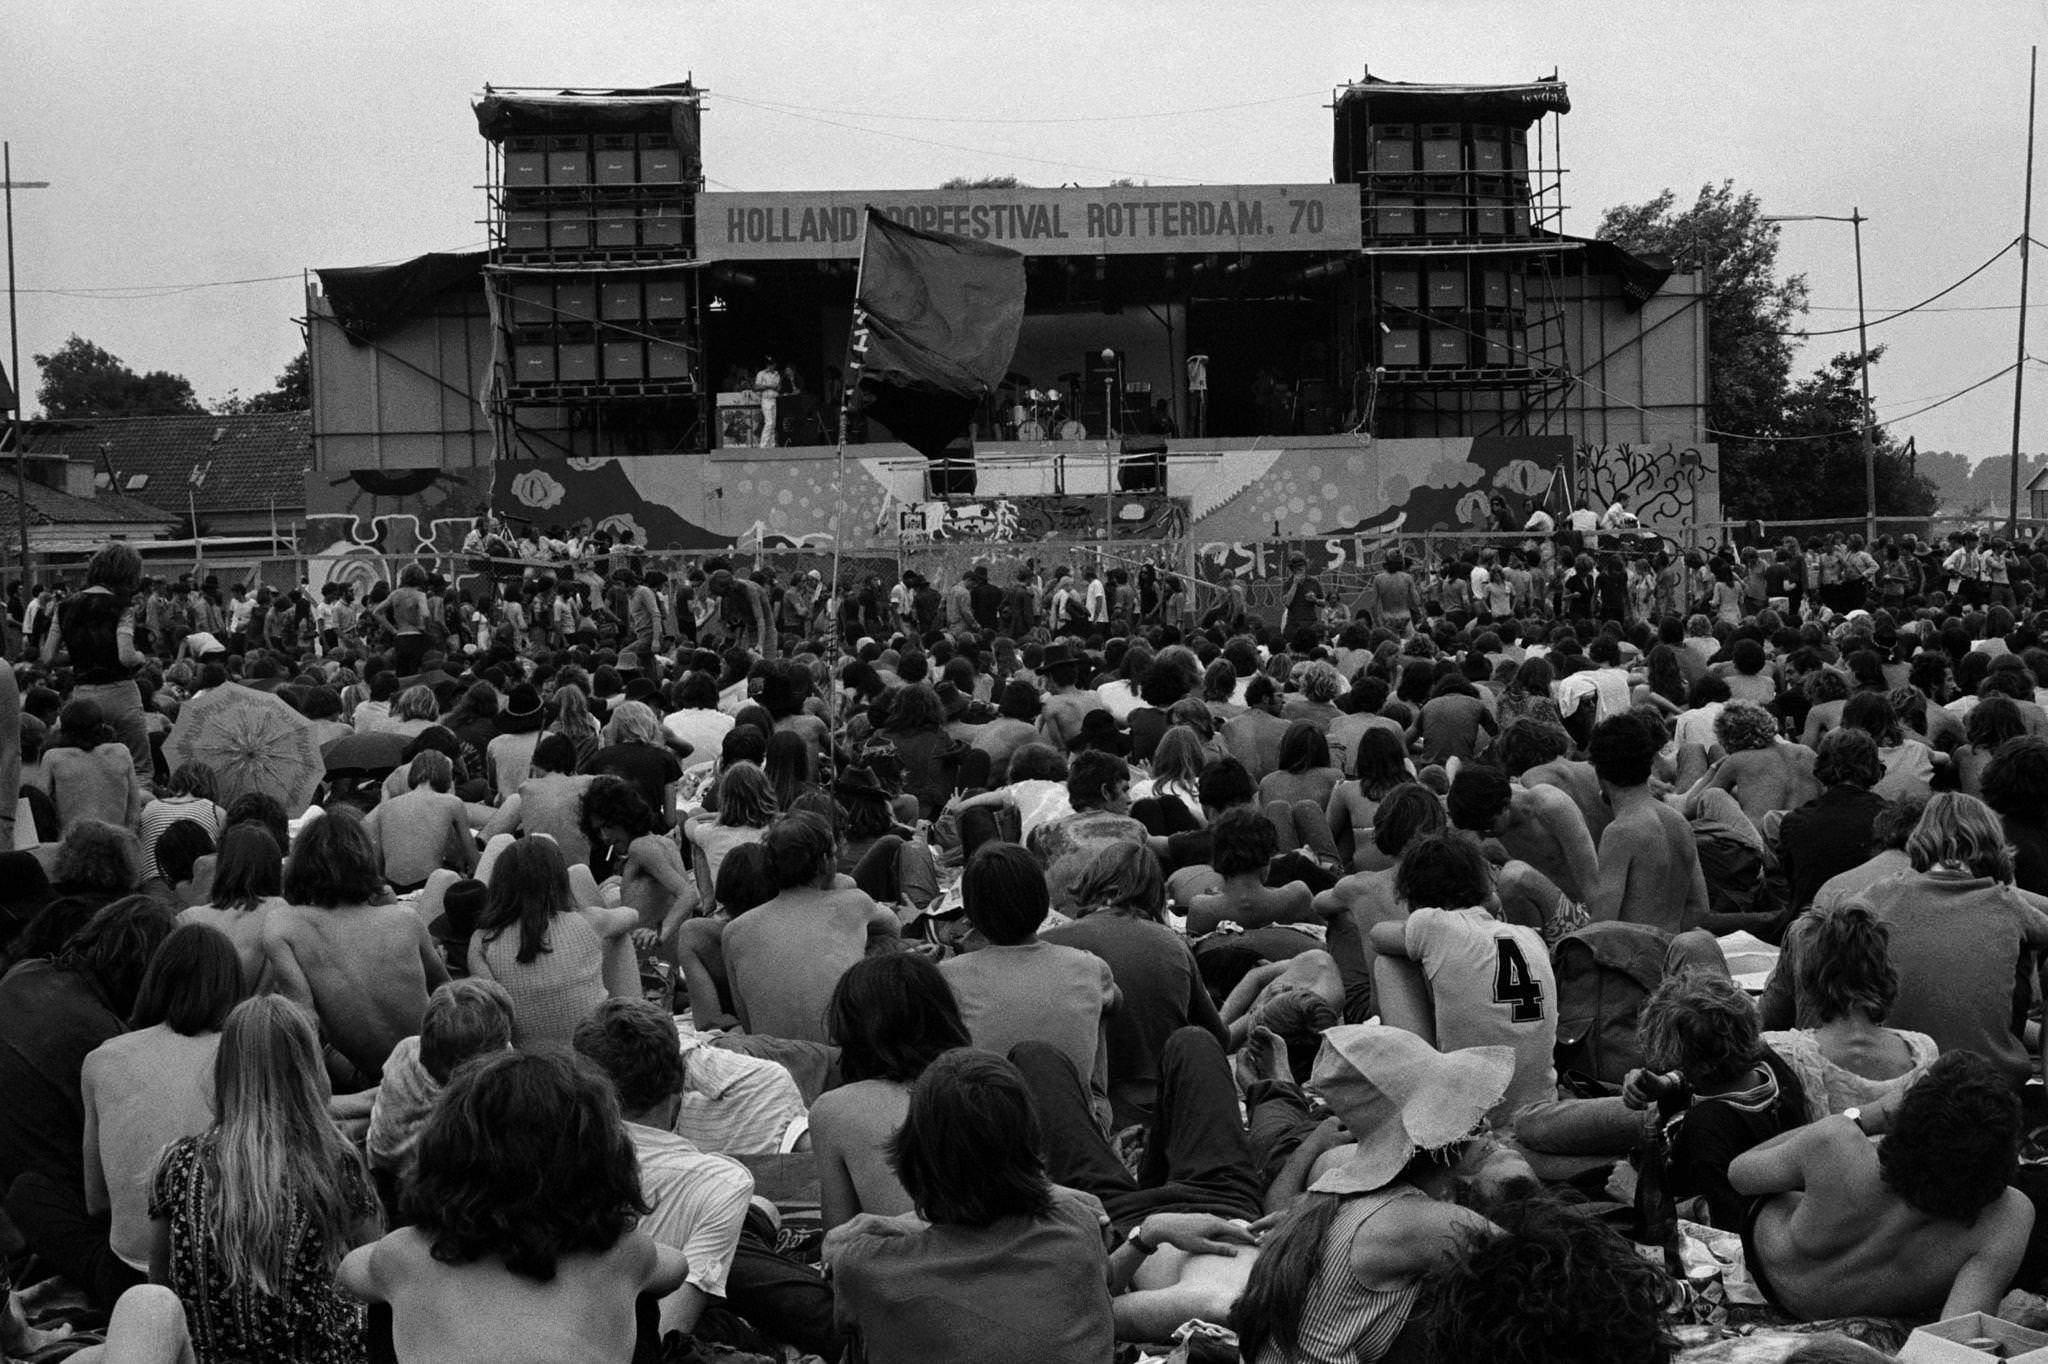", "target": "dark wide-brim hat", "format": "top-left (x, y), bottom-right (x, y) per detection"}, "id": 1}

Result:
top-left (1040, 642), bottom-right (1082, 673)
top-left (428, 878), bottom-right (488, 945)
top-left (833, 764), bottom-right (893, 801)
top-left (499, 686), bottom-right (544, 734)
